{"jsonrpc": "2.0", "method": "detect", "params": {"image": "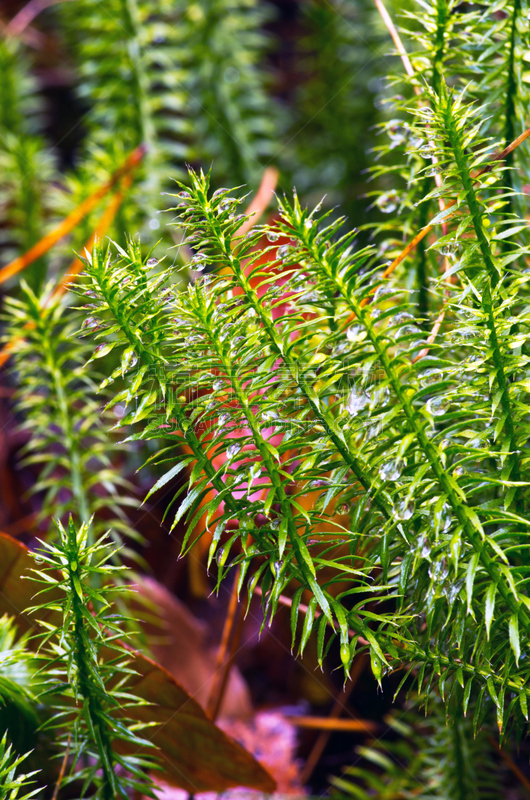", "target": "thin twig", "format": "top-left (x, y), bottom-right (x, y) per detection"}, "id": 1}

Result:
top-left (206, 567), bottom-right (242, 719)
top-left (373, 0), bottom-right (415, 79)
top-left (411, 304), bottom-right (446, 363)
top-left (210, 599), bottom-right (246, 721)
top-left (51, 733), bottom-right (71, 800)
top-left (488, 736), bottom-right (530, 791)
top-left (51, 173), bottom-right (134, 301)
top-left (287, 715), bottom-right (377, 733)
top-left (0, 175), bottom-right (133, 369)
top-left (300, 655), bottom-right (367, 784)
